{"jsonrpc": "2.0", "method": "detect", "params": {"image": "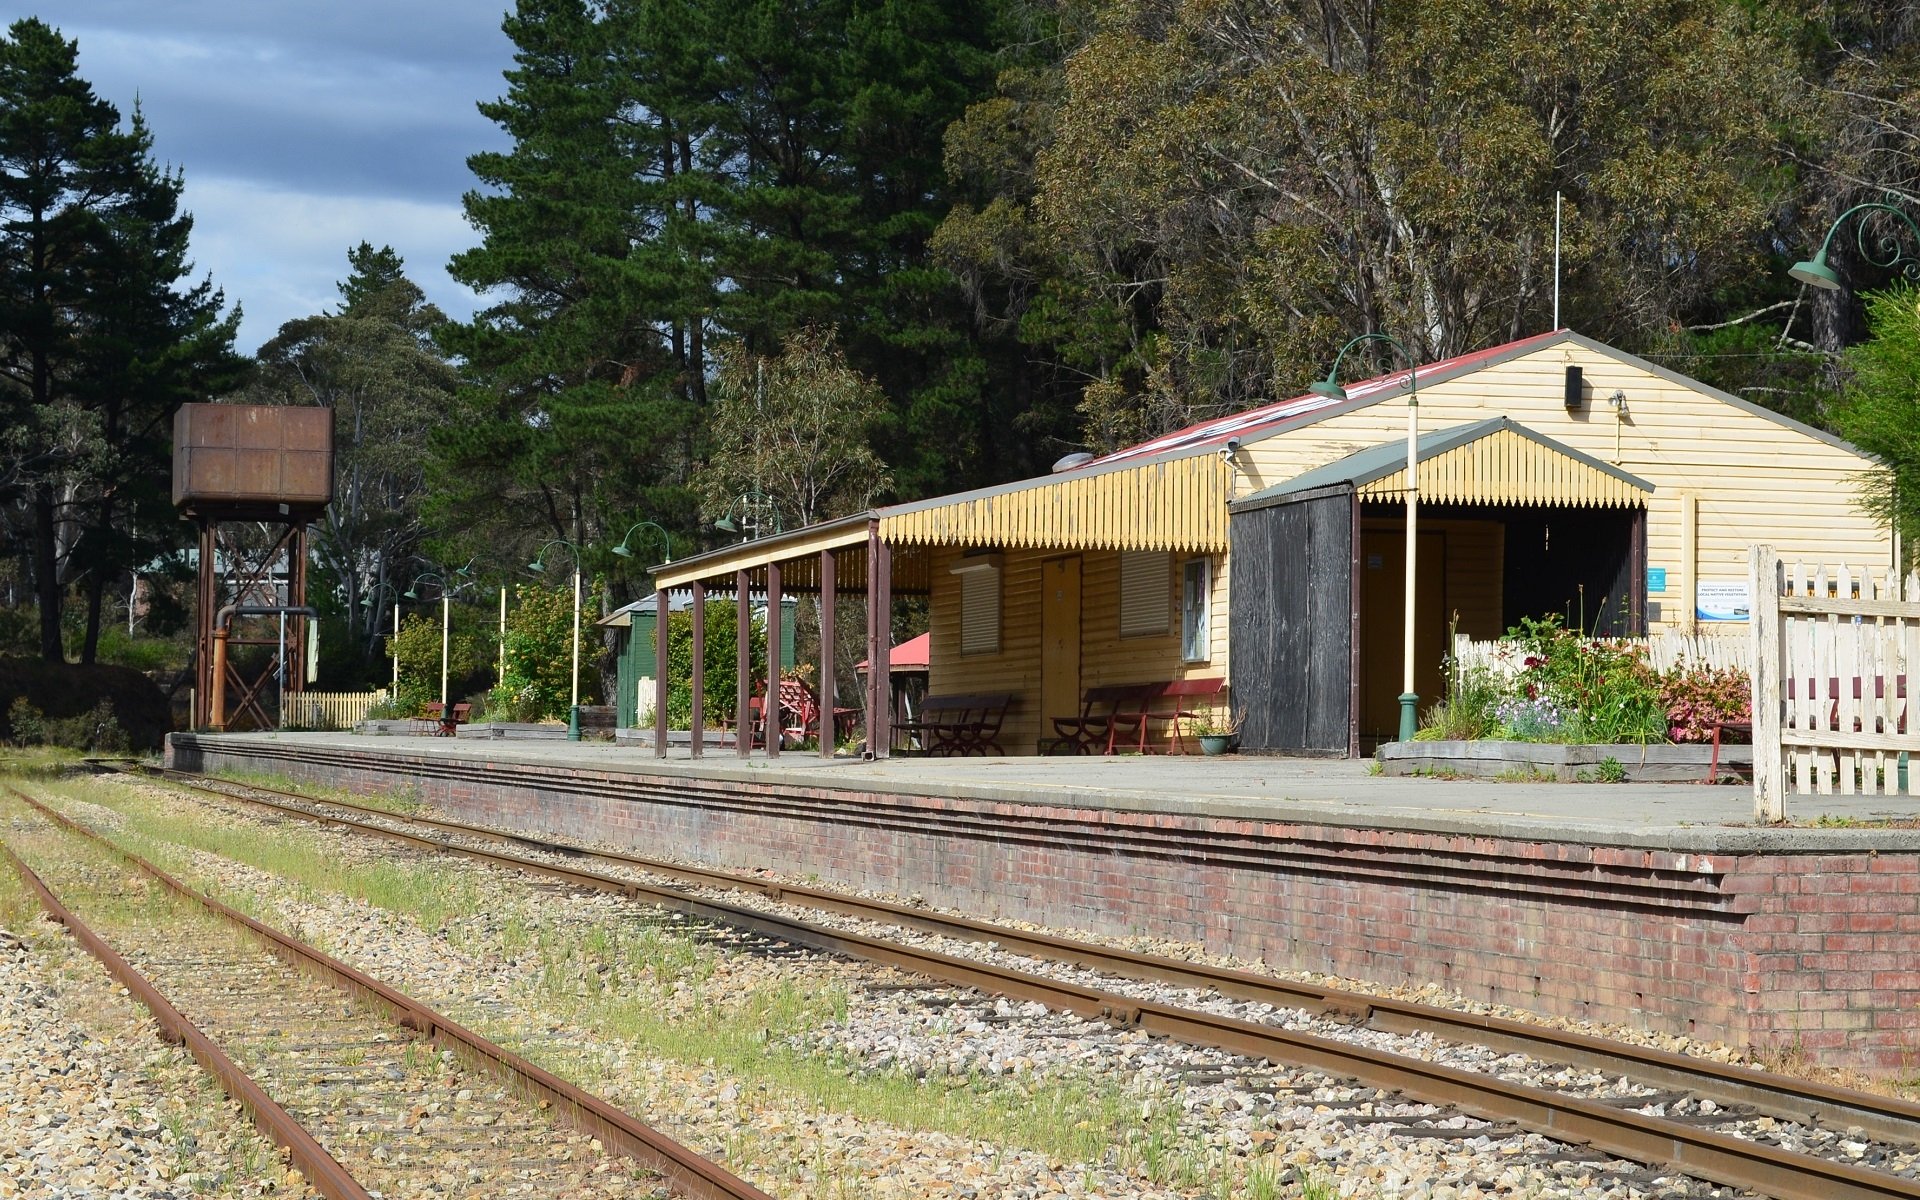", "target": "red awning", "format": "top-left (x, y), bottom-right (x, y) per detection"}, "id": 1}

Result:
top-left (857, 631), bottom-right (928, 674)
